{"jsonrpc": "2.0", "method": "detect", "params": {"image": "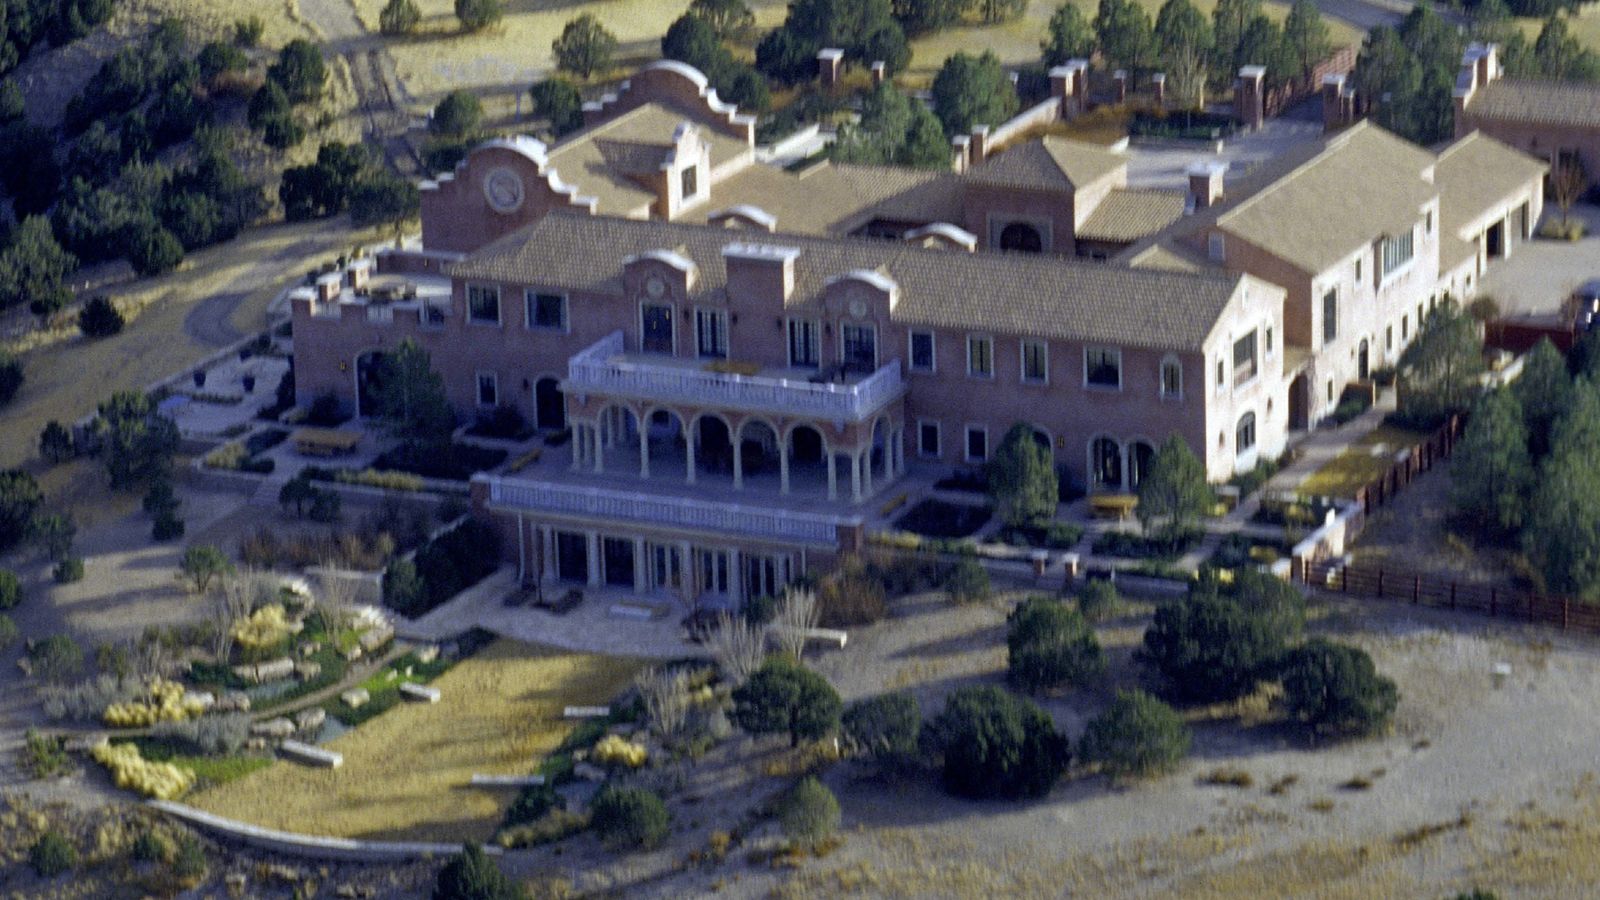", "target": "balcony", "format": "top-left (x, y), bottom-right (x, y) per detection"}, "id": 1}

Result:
top-left (565, 332), bottom-right (903, 422)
